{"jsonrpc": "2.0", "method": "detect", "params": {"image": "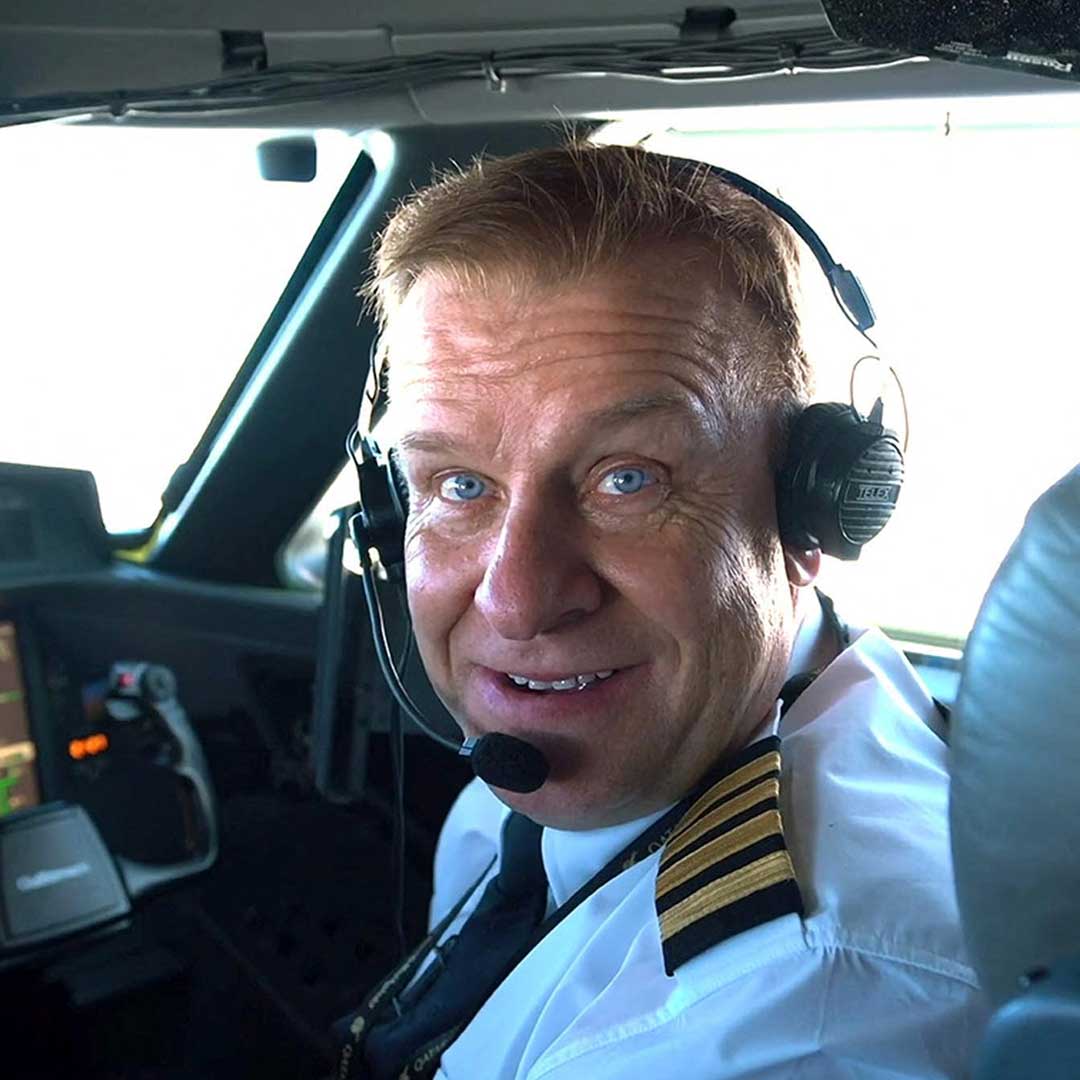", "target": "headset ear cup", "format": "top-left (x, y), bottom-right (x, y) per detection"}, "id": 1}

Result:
top-left (776, 403), bottom-right (852, 552)
top-left (356, 436), bottom-right (408, 575)
top-left (389, 454), bottom-right (410, 520)
top-left (776, 402), bottom-right (904, 560)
